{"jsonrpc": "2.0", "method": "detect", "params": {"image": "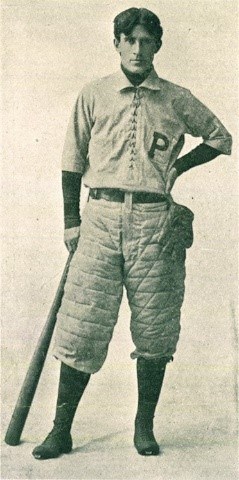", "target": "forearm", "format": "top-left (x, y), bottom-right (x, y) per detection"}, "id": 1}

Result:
top-left (174, 144), bottom-right (221, 176)
top-left (62, 171), bottom-right (82, 229)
